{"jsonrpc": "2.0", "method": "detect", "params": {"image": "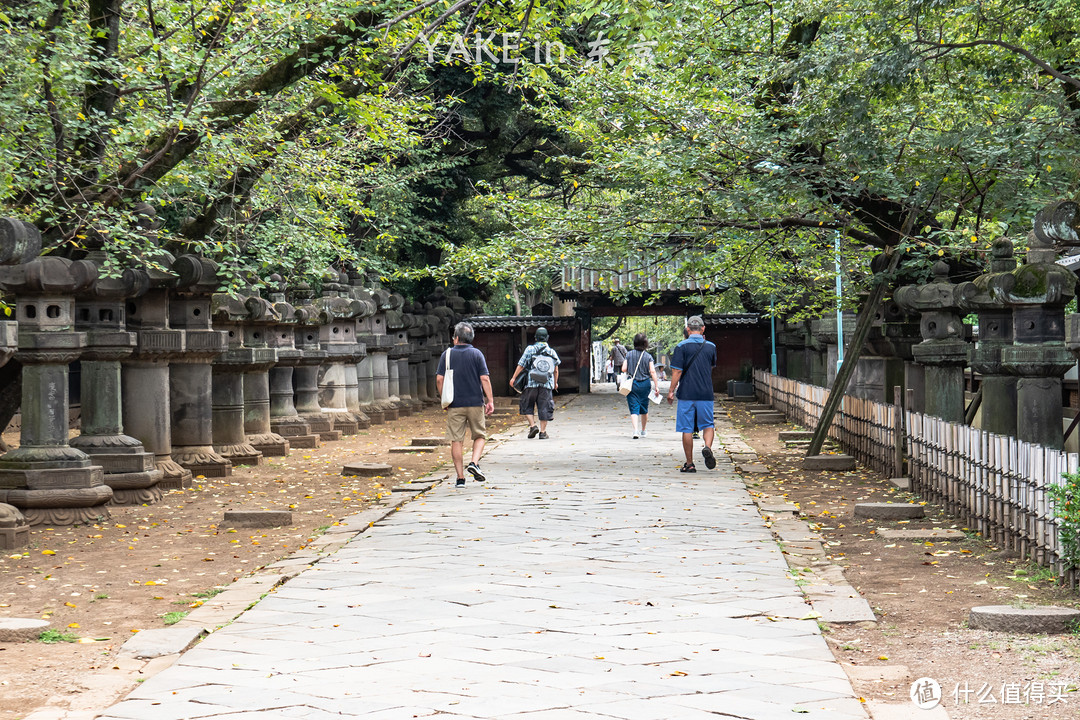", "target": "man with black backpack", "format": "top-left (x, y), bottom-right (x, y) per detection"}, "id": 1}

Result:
top-left (509, 327), bottom-right (561, 439)
top-left (666, 316), bottom-right (717, 472)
